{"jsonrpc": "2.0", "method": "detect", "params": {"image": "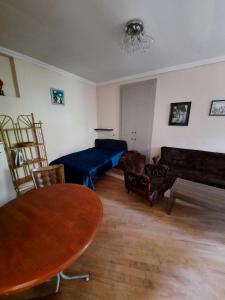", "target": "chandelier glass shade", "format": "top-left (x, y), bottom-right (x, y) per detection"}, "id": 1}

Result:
top-left (121, 19), bottom-right (154, 55)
